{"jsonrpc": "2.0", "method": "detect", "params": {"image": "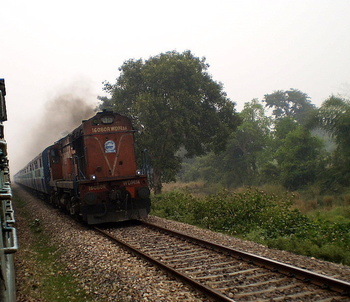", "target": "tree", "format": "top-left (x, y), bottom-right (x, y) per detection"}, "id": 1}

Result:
top-left (315, 96), bottom-right (350, 147)
top-left (263, 89), bottom-right (315, 125)
top-left (221, 100), bottom-right (272, 186)
top-left (179, 99), bottom-right (272, 188)
top-left (312, 96), bottom-right (350, 188)
top-left (275, 126), bottom-right (323, 190)
top-left (100, 50), bottom-right (240, 193)
top-left (274, 117), bottom-right (299, 141)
